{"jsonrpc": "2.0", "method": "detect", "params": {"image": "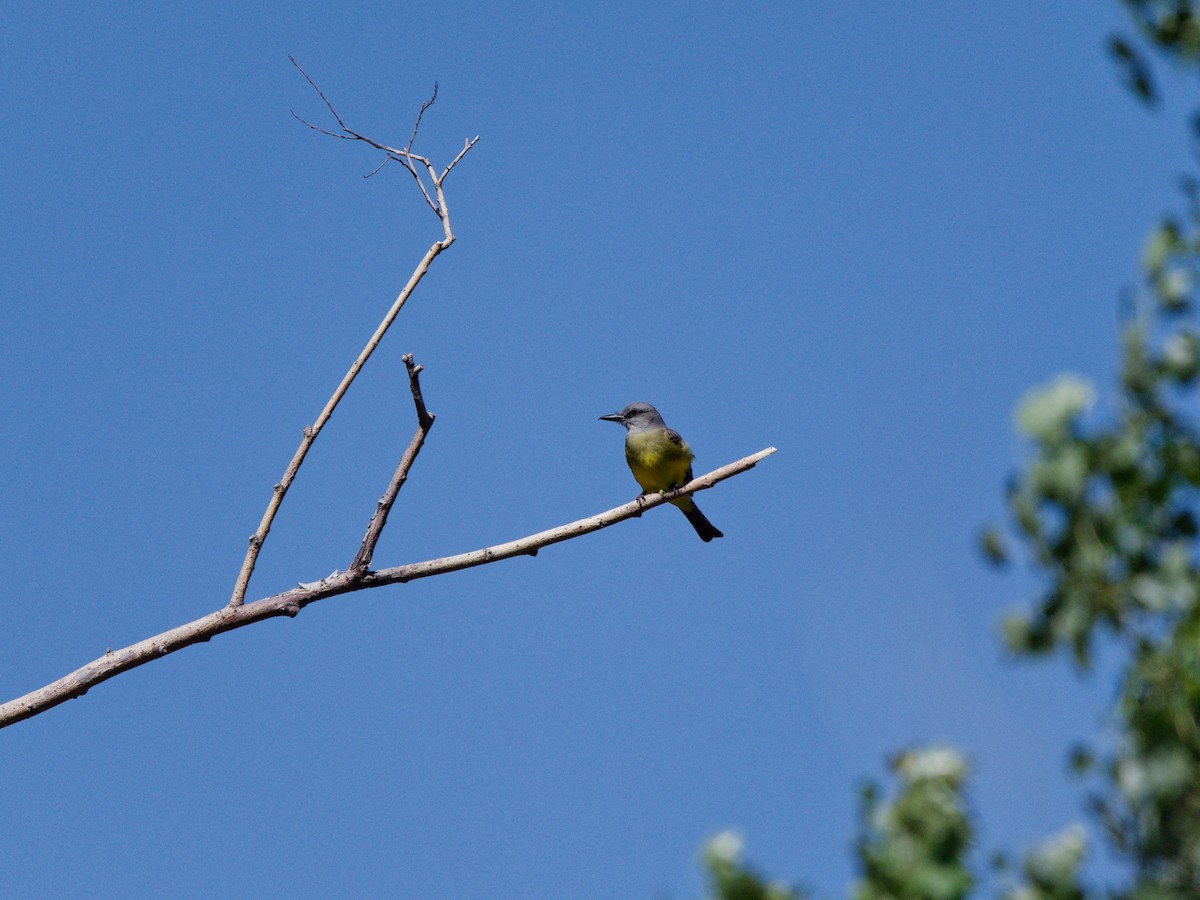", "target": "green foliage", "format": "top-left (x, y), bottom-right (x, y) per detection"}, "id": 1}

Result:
top-left (853, 748), bottom-right (974, 900)
top-left (978, 9), bottom-right (1200, 880)
top-left (1109, 36), bottom-right (1158, 104)
top-left (1122, 1), bottom-right (1200, 62)
top-left (1109, 3), bottom-right (1200, 104)
top-left (1001, 214), bottom-right (1200, 669)
top-left (1099, 616), bottom-right (1200, 894)
top-left (1002, 826), bottom-right (1088, 900)
top-left (702, 832), bottom-right (805, 900)
top-left (979, 526), bottom-right (1010, 567)
top-left (999, 198), bottom-right (1200, 893)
